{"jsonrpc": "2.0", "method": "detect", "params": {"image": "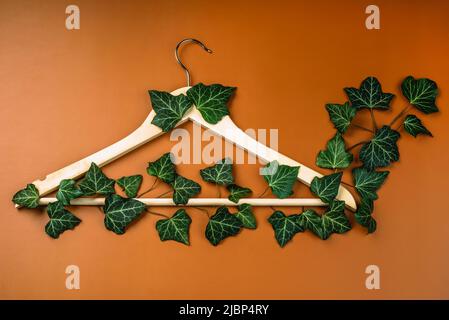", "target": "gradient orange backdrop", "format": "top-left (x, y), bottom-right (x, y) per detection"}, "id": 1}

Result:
top-left (1, 0), bottom-right (449, 299)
